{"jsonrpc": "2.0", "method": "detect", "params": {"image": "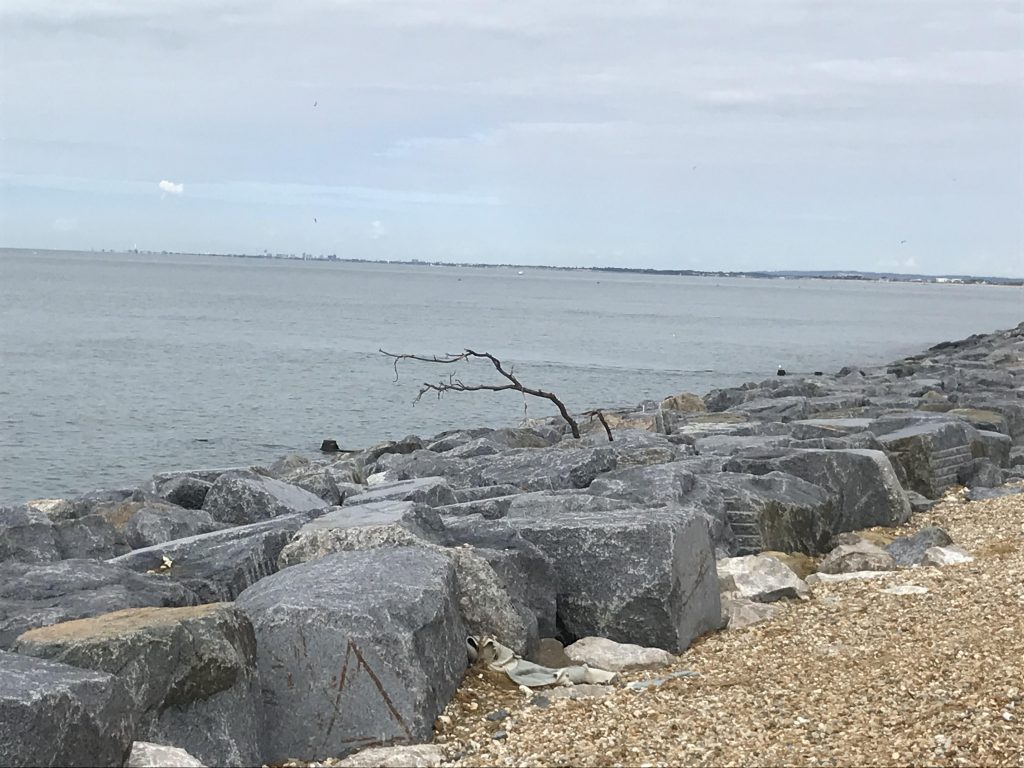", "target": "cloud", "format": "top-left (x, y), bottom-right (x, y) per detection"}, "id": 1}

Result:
top-left (158, 179), bottom-right (184, 196)
top-left (369, 220), bottom-right (385, 239)
top-left (52, 216), bottom-right (78, 231)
